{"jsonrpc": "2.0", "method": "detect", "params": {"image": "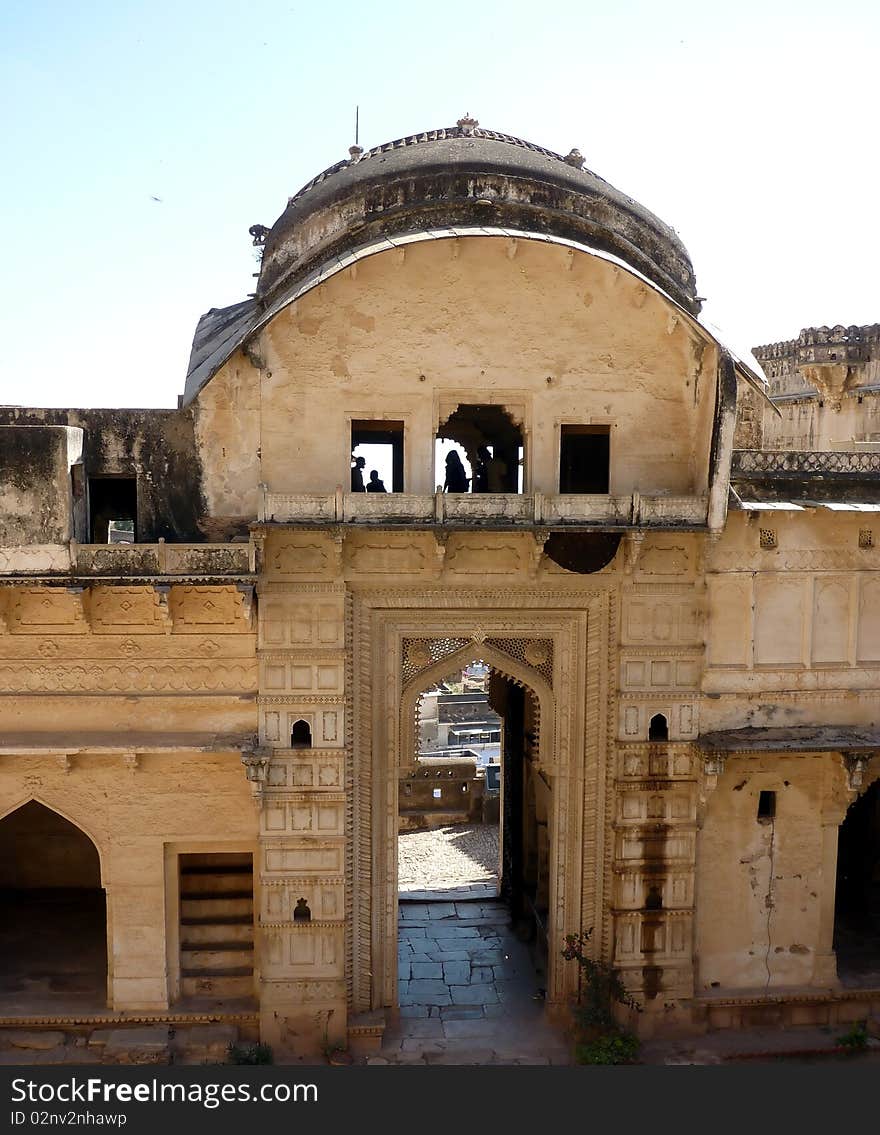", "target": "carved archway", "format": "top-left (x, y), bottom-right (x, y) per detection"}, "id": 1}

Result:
top-left (0, 800), bottom-right (108, 1011)
top-left (348, 589), bottom-right (614, 1021)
